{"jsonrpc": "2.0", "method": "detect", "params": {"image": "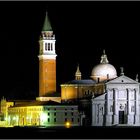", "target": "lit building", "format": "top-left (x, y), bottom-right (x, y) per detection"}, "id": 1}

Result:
top-left (38, 12), bottom-right (57, 97)
top-left (90, 52), bottom-right (140, 126)
top-left (37, 12), bottom-right (61, 103)
top-left (91, 69), bottom-right (140, 126)
top-left (61, 65), bottom-right (104, 101)
top-left (8, 101), bottom-right (80, 127)
top-left (0, 11), bottom-right (140, 127)
top-left (0, 12), bottom-right (80, 127)
top-left (61, 49), bottom-right (140, 126)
